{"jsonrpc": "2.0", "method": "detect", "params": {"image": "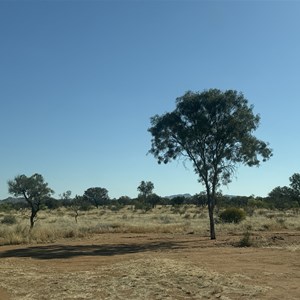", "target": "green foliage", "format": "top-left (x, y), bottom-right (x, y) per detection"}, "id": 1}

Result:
top-left (44, 197), bottom-right (60, 209)
top-left (0, 202), bottom-right (14, 212)
top-left (59, 190), bottom-right (73, 207)
top-left (1, 215), bottom-right (17, 225)
top-left (147, 193), bottom-right (161, 208)
top-left (289, 173), bottom-right (300, 206)
top-left (136, 181), bottom-right (159, 208)
top-left (148, 89), bottom-right (272, 240)
top-left (267, 173), bottom-right (300, 209)
top-left (237, 231), bottom-right (252, 247)
top-left (191, 193), bottom-right (208, 207)
top-left (171, 196), bottom-right (185, 206)
top-left (83, 187), bottom-right (110, 208)
top-left (117, 196), bottom-right (132, 206)
top-left (109, 203), bottom-right (123, 212)
top-left (133, 200), bottom-right (152, 212)
top-left (137, 181), bottom-right (154, 199)
top-left (219, 195), bottom-right (249, 208)
top-left (7, 173), bottom-right (54, 228)
top-left (247, 198), bottom-right (266, 209)
top-left (289, 173), bottom-right (300, 194)
top-left (72, 195), bottom-right (92, 211)
top-left (69, 195), bottom-right (92, 223)
top-left (8, 174), bottom-right (54, 201)
top-left (60, 190), bottom-right (72, 200)
top-left (219, 207), bottom-right (246, 224)
top-left (149, 89), bottom-right (272, 183)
